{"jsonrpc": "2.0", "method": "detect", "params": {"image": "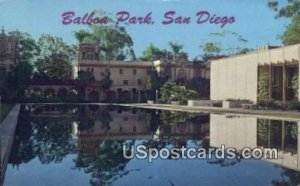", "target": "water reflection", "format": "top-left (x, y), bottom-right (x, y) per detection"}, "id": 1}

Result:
top-left (4, 105), bottom-right (300, 185)
top-left (210, 114), bottom-right (300, 185)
